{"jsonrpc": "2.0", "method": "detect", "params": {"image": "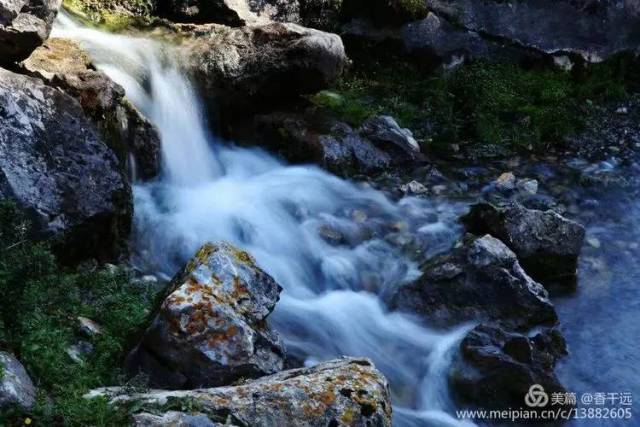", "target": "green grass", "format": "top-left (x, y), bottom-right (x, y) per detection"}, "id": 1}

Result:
top-left (0, 201), bottom-right (157, 426)
top-left (311, 54), bottom-right (639, 154)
